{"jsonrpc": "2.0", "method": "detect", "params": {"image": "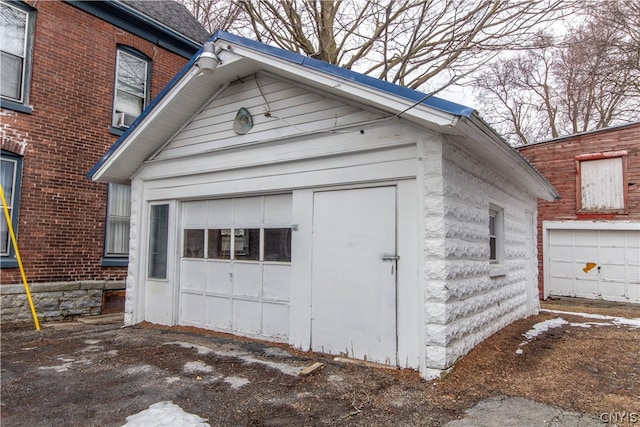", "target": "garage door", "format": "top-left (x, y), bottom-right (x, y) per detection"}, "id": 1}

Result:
top-left (179, 195), bottom-right (292, 340)
top-left (547, 228), bottom-right (640, 303)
